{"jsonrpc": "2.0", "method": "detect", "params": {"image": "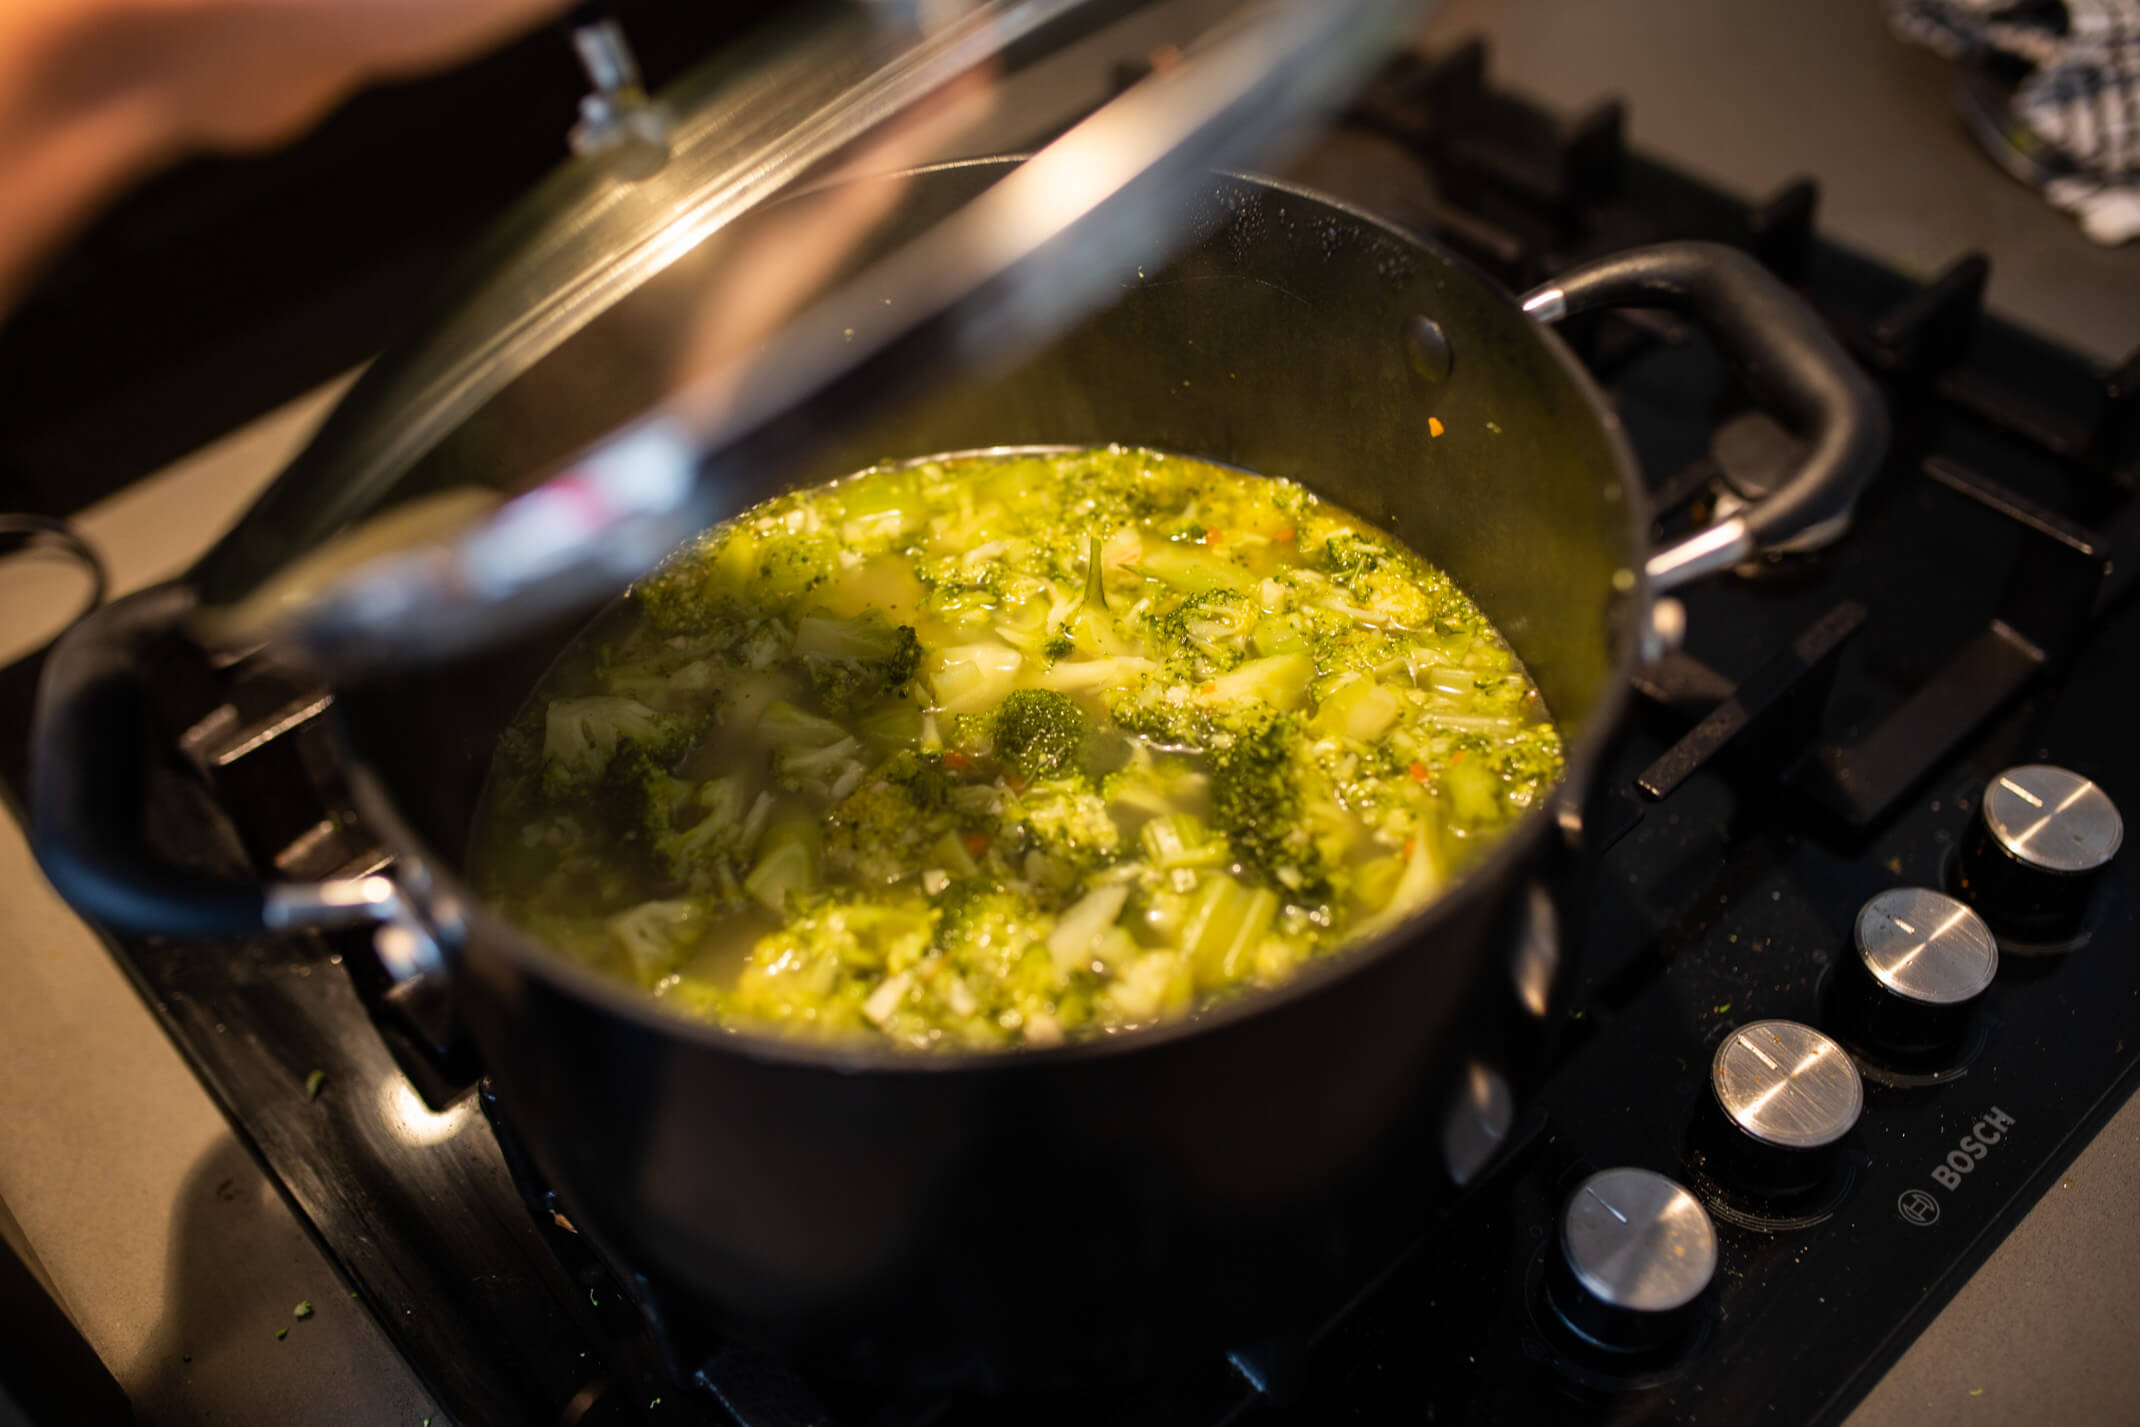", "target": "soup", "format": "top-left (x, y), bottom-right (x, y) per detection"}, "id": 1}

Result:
top-left (471, 447), bottom-right (1562, 1049)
